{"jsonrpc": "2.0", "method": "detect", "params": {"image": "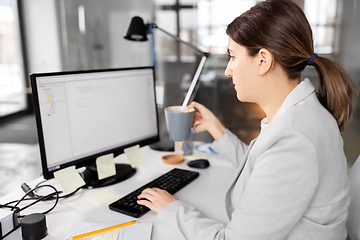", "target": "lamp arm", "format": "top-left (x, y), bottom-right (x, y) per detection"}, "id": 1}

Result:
top-left (147, 22), bottom-right (209, 107)
top-left (152, 24), bottom-right (209, 57)
top-left (182, 55), bottom-right (207, 107)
